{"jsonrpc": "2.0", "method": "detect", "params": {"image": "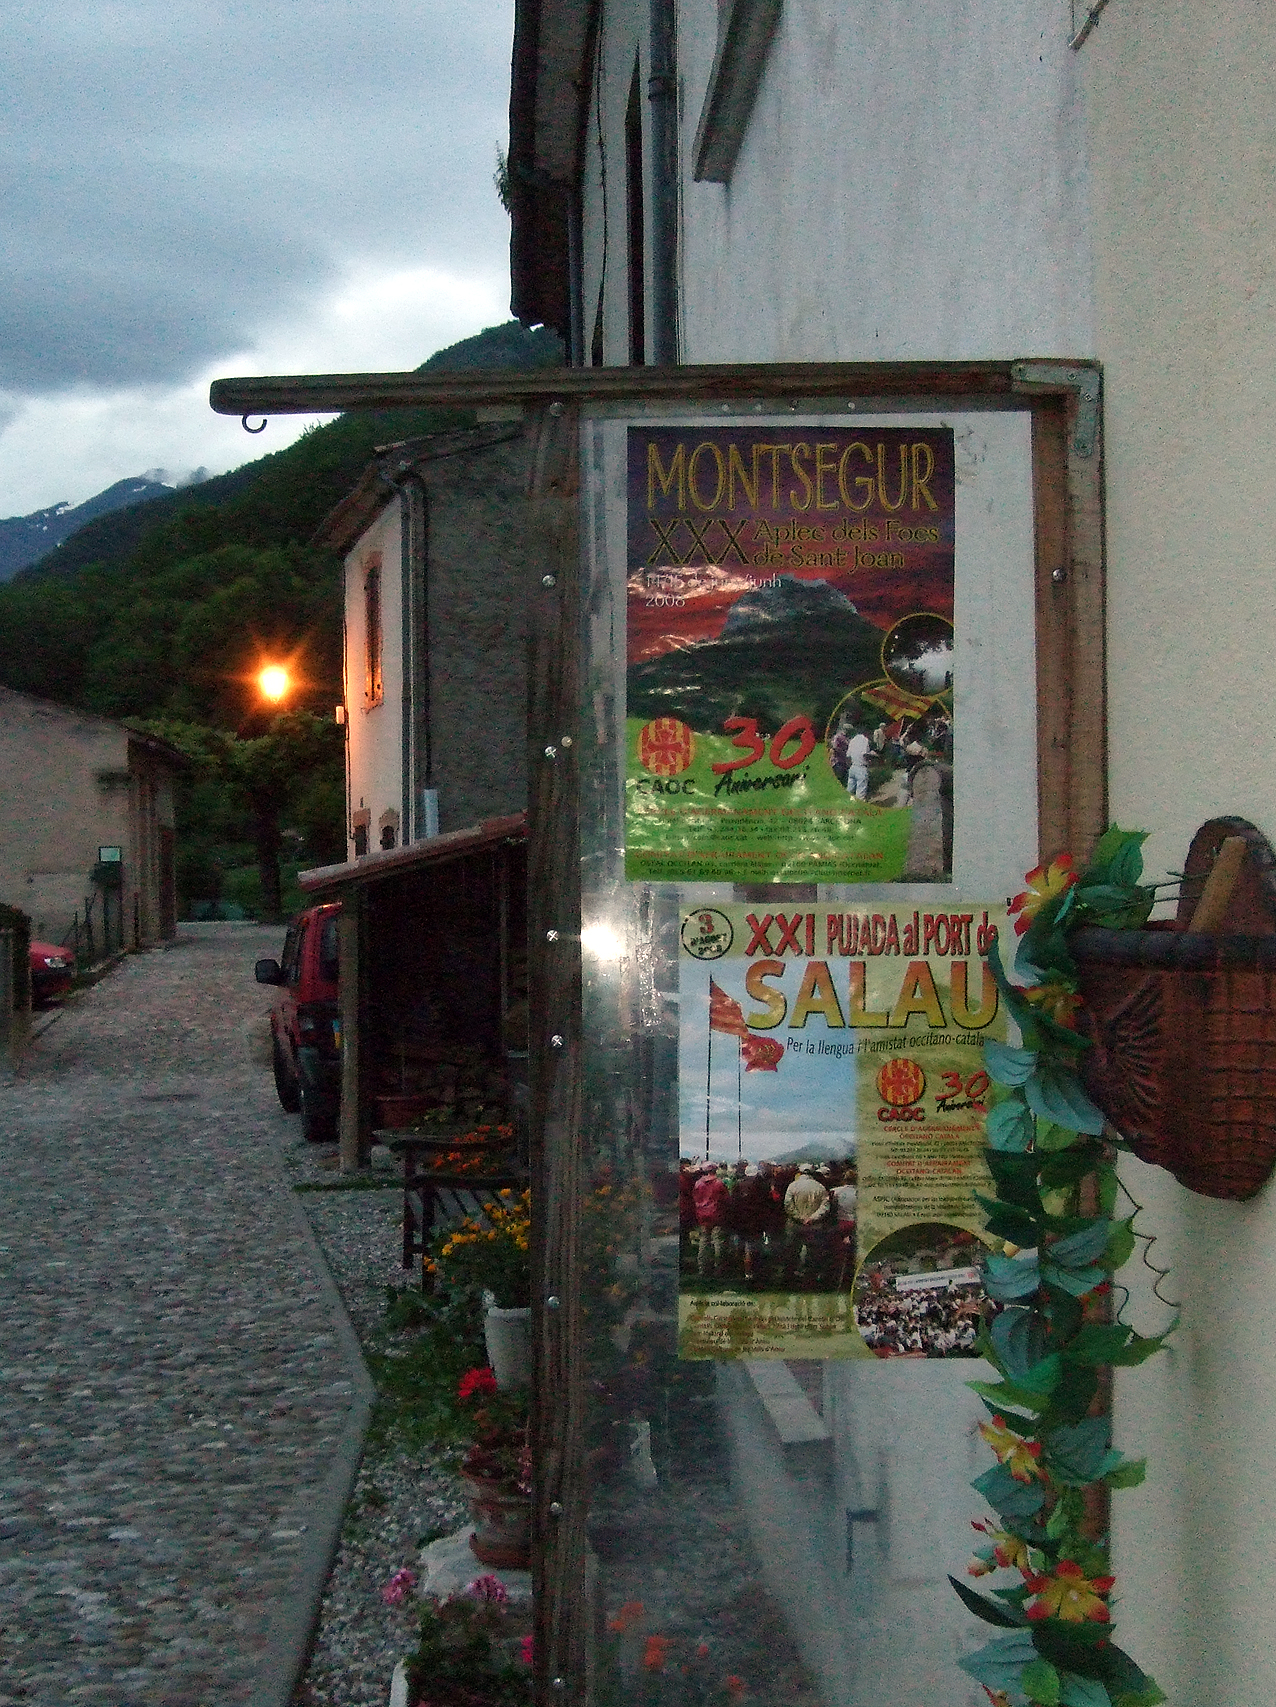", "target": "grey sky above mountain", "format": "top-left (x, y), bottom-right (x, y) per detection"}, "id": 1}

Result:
top-left (0, 0), bottom-right (514, 511)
